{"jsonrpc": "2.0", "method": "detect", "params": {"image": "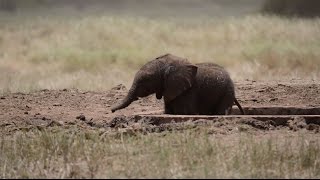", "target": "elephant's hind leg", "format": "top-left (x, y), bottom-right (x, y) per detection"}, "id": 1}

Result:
top-left (213, 93), bottom-right (234, 115)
